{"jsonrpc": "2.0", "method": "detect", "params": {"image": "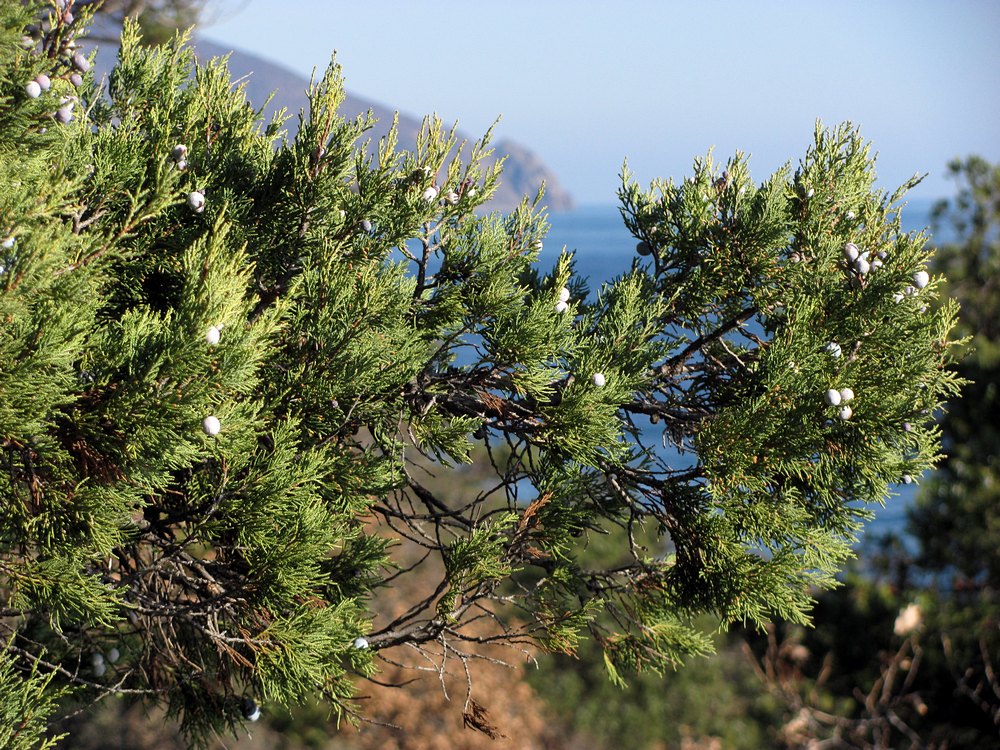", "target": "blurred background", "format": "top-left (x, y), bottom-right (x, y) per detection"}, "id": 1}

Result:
top-left (64, 1), bottom-right (1000, 748)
